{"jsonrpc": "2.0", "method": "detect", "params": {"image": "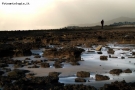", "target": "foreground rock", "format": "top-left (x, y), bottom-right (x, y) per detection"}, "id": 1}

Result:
top-left (41, 62), bottom-right (50, 68)
top-left (107, 48), bottom-right (115, 54)
top-left (75, 78), bottom-right (86, 82)
top-left (64, 84), bottom-right (96, 90)
top-left (43, 47), bottom-right (84, 62)
top-left (76, 71), bottom-right (90, 77)
top-left (100, 56), bottom-right (108, 60)
top-left (70, 62), bottom-right (80, 65)
top-left (34, 55), bottom-right (41, 58)
top-left (124, 69), bottom-right (132, 73)
top-left (49, 72), bottom-right (60, 78)
top-left (0, 71), bottom-right (4, 76)
top-left (100, 80), bottom-right (135, 90)
top-left (109, 69), bottom-right (123, 75)
top-left (95, 74), bottom-right (110, 81)
top-left (8, 69), bottom-right (30, 79)
top-left (0, 63), bottom-right (8, 68)
top-left (53, 62), bottom-right (63, 68)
